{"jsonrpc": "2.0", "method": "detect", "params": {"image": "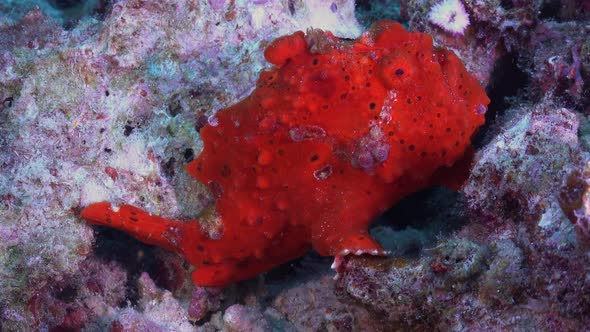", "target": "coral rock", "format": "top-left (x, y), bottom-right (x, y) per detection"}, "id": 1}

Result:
top-left (223, 304), bottom-right (271, 332)
top-left (464, 104), bottom-right (582, 222)
top-left (559, 162), bottom-right (590, 239)
top-left (273, 276), bottom-right (380, 331)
